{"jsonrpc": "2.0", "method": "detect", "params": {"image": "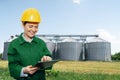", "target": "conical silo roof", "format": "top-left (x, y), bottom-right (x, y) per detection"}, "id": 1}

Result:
top-left (39, 37), bottom-right (51, 42)
top-left (7, 36), bottom-right (17, 42)
top-left (87, 37), bottom-right (108, 42)
top-left (62, 37), bottom-right (77, 42)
